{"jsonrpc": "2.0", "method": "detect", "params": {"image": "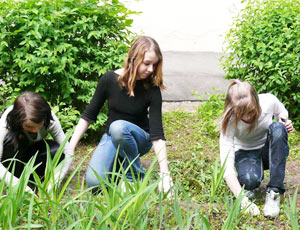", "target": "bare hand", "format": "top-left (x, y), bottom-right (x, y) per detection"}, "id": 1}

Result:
top-left (279, 119), bottom-right (294, 133)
